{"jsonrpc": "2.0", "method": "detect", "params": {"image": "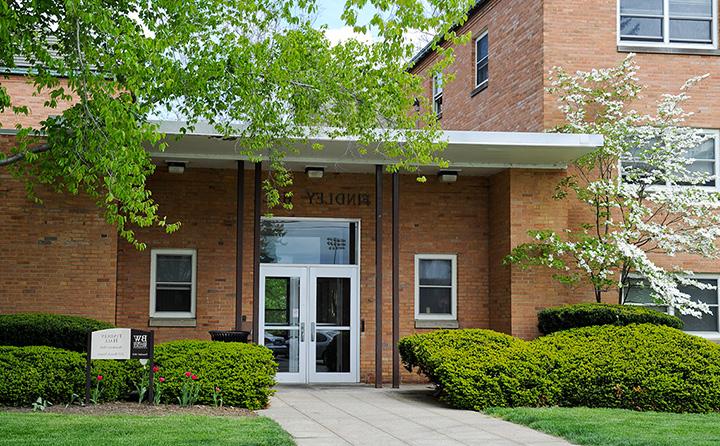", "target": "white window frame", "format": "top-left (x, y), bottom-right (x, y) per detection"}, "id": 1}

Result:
top-left (617, 0), bottom-right (718, 49)
top-left (414, 254), bottom-right (457, 321)
top-left (620, 129), bottom-right (720, 191)
top-left (475, 31), bottom-right (489, 89)
top-left (150, 249), bottom-right (197, 319)
top-left (623, 273), bottom-right (720, 339)
top-left (432, 72), bottom-right (443, 117)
